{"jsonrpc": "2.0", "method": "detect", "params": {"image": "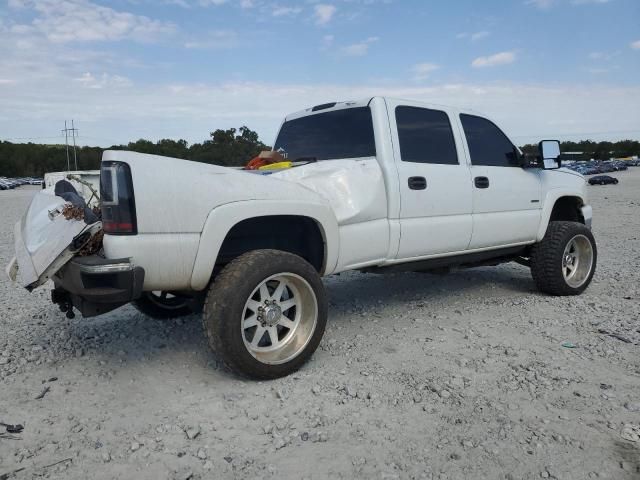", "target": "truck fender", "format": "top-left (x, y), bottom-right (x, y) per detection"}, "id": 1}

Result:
top-left (190, 200), bottom-right (339, 291)
top-left (536, 189), bottom-right (587, 242)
